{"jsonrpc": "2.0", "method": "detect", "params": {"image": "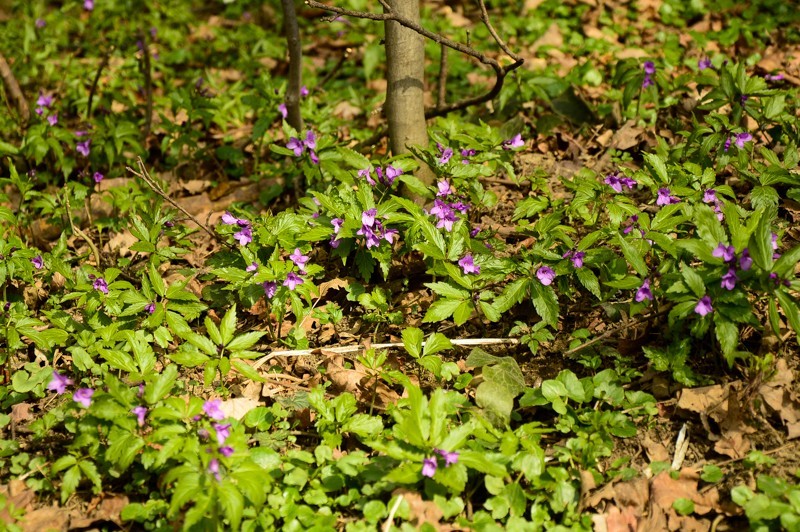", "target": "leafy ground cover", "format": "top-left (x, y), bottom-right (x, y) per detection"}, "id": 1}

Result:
top-left (2, 0), bottom-right (800, 530)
